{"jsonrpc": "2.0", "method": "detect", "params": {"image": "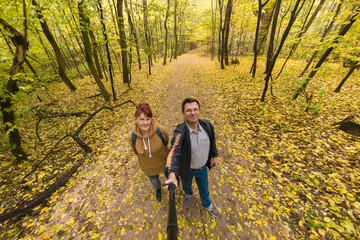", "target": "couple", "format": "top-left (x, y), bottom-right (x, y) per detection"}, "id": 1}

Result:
top-left (128, 98), bottom-right (220, 217)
